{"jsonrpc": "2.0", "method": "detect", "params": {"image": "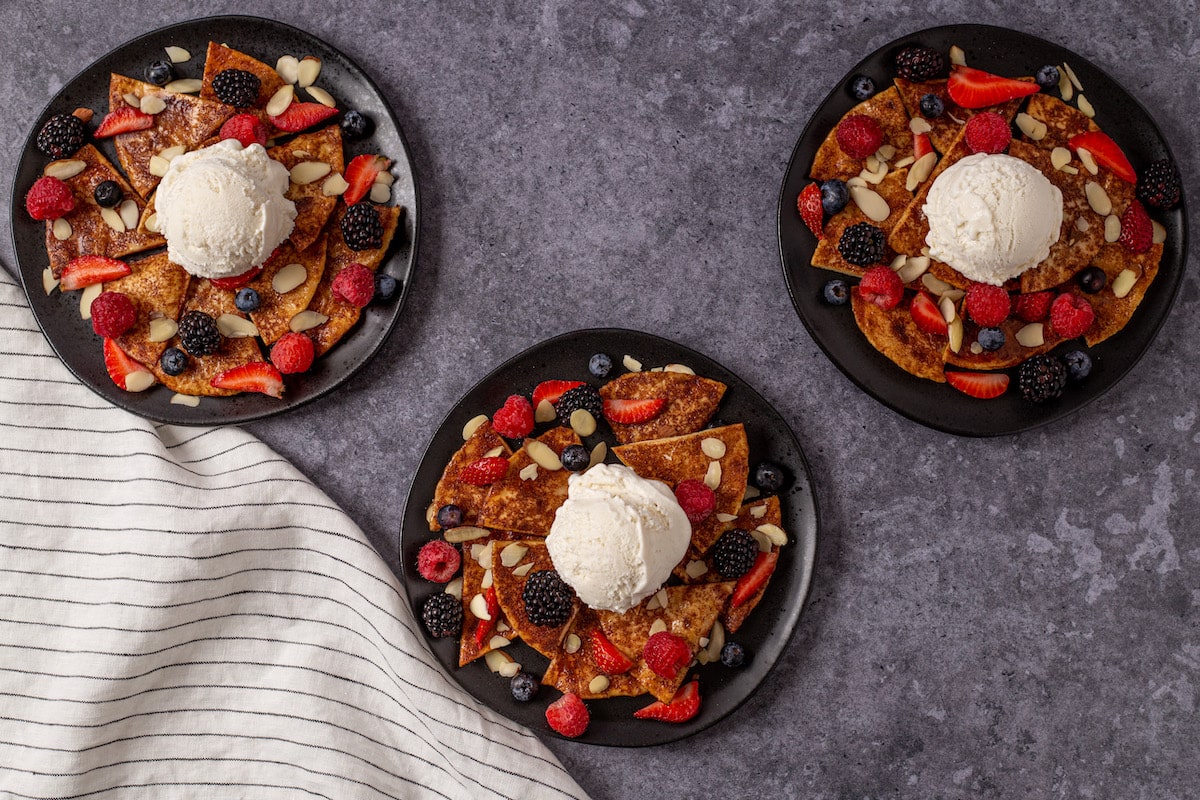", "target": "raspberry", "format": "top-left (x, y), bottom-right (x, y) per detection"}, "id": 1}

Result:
top-left (1013, 291), bottom-right (1054, 322)
top-left (219, 112), bottom-right (268, 147)
top-left (89, 291), bottom-right (136, 338)
top-left (835, 114), bottom-right (884, 159)
top-left (1049, 293), bottom-right (1095, 339)
top-left (416, 539), bottom-right (461, 583)
top-left (545, 693), bottom-right (589, 738)
top-left (673, 479), bottom-right (716, 524)
top-left (858, 265), bottom-right (904, 310)
top-left (492, 394), bottom-right (534, 439)
top-left (964, 111), bottom-right (1011, 154)
top-left (25, 176), bottom-right (76, 221)
top-left (964, 283), bottom-right (1011, 326)
top-left (331, 263), bottom-right (375, 307)
top-left (643, 631), bottom-right (692, 680)
top-left (1117, 200), bottom-right (1153, 254)
top-left (270, 332), bottom-right (315, 374)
